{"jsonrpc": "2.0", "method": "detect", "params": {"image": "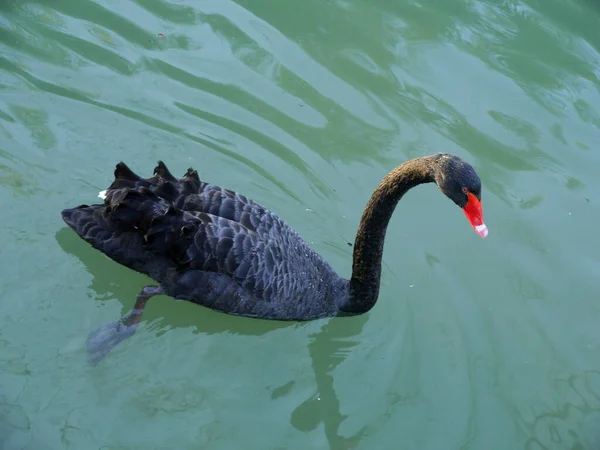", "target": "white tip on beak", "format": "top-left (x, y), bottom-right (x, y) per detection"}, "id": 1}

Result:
top-left (98, 190), bottom-right (107, 200)
top-left (475, 223), bottom-right (488, 238)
